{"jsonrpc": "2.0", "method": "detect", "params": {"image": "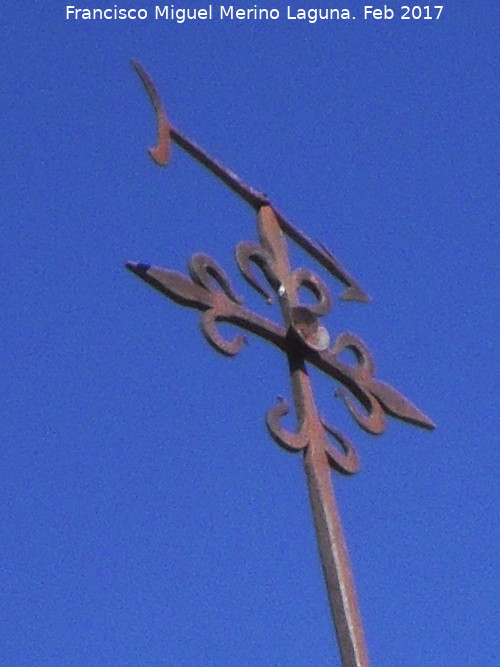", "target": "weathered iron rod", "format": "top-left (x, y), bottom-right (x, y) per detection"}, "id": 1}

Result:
top-left (304, 441), bottom-right (369, 666)
top-left (285, 352), bottom-right (369, 665)
top-left (261, 205), bottom-right (369, 665)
